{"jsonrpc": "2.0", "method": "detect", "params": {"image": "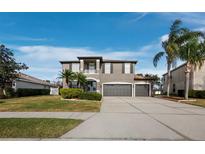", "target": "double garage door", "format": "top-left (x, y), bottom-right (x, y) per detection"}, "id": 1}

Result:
top-left (103, 84), bottom-right (132, 96)
top-left (103, 84), bottom-right (149, 97)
